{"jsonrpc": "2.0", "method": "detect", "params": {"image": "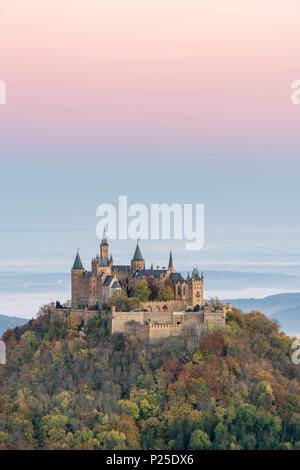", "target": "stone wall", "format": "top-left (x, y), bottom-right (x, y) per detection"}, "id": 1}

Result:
top-left (124, 322), bottom-right (150, 343)
top-left (203, 310), bottom-right (226, 326)
top-left (141, 299), bottom-right (186, 312)
top-left (50, 305), bottom-right (99, 326)
top-left (124, 322), bottom-right (184, 344)
top-left (148, 323), bottom-right (183, 344)
top-left (109, 311), bottom-right (144, 334)
top-left (108, 308), bottom-right (185, 335)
